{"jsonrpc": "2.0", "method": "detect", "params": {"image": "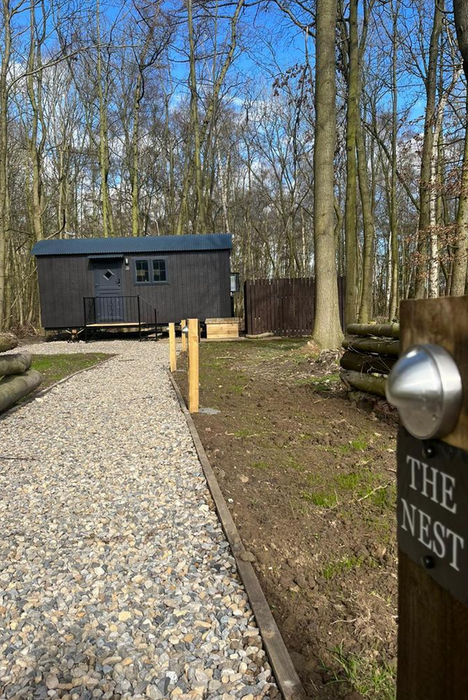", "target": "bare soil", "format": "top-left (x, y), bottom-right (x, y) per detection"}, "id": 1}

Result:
top-left (175, 338), bottom-right (398, 700)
